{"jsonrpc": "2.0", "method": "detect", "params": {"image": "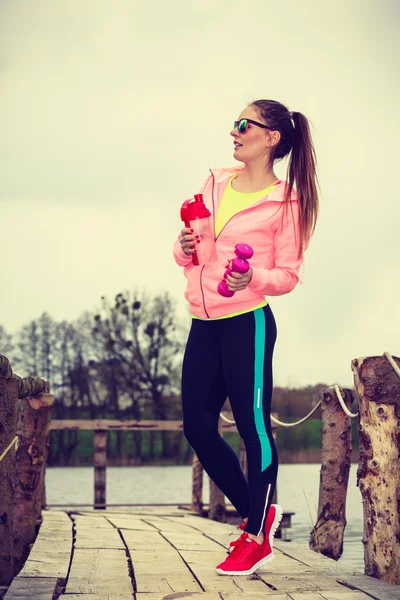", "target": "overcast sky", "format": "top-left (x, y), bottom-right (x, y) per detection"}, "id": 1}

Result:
top-left (0, 0), bottom-right (399, 388)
